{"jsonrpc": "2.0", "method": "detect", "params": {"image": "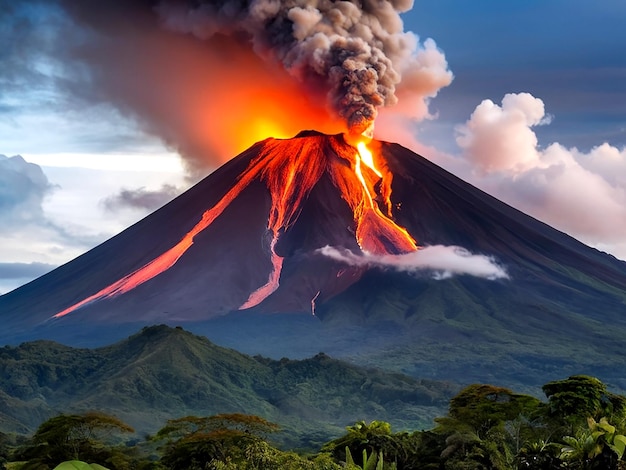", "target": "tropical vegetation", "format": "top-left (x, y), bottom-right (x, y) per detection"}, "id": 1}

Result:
top-left (1, 375), bottom-right (625, 469)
